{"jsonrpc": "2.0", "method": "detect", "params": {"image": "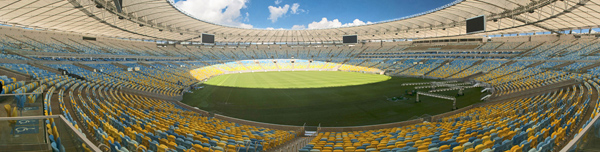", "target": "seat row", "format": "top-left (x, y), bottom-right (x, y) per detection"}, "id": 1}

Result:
top-left (57, 78), bottom-right (298, 152)
top-left (302, 79), bottom-right (594, 152)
